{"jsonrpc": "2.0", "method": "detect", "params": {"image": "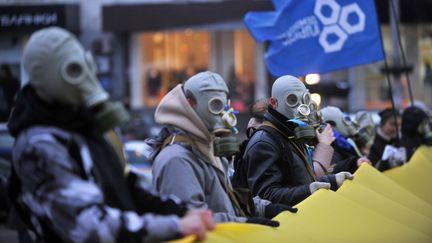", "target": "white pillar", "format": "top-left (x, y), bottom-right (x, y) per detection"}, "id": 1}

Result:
top-left (129, 33), bottom-right (143, 108)
top-left (209, 31), bottom-right (234, 80)
top-left (254, 42), bottom-right (268, 100)
top-left (348, 66), bottom-right (366, 112)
